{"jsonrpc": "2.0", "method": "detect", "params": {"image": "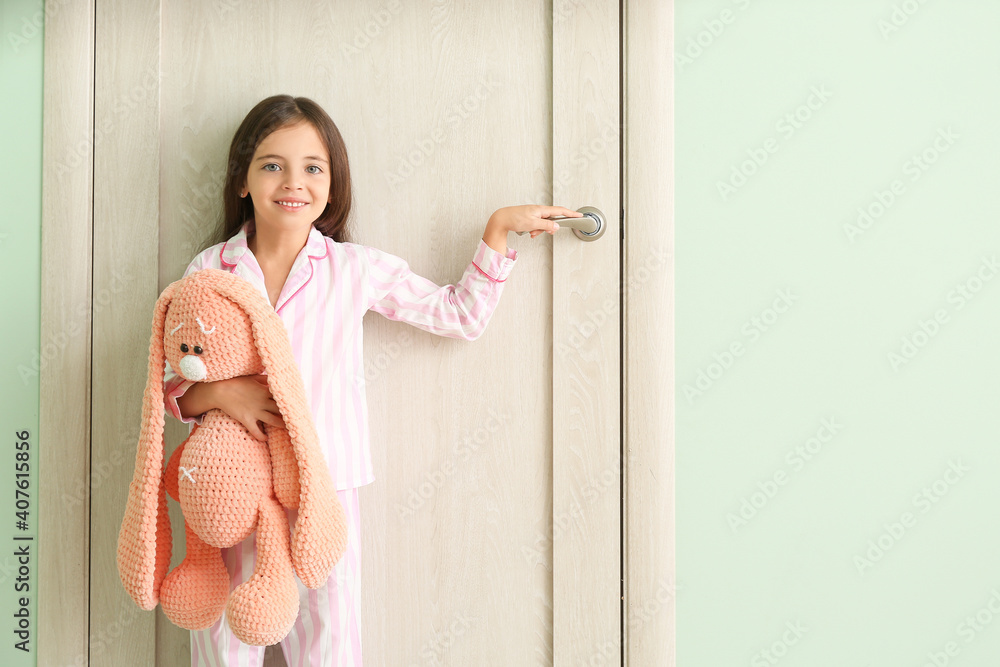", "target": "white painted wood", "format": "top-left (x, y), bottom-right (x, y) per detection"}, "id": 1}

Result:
top-left (153, 1), bottom-right (556, 663)
top-left (39, 1), bottom-right (95, 666)
top-left (90, 0), bottom-right (162, 665)
top-left (70, 1), bottom-right (629, 664)
top-left (625, 0), bottom-right (675, 664)
top-left (552, 0), bottom-right (622, 664)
